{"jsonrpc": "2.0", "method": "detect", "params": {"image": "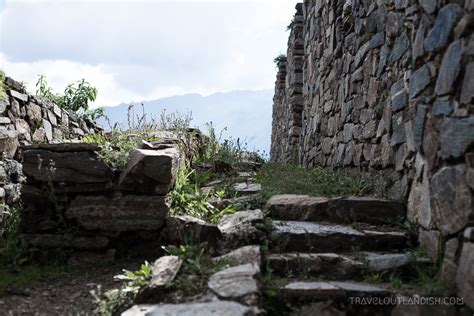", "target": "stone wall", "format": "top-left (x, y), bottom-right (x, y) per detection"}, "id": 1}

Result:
top-left (0, 76), bottom-right (101, 234)
top-left (271, 1), bottom-right (474, 308)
